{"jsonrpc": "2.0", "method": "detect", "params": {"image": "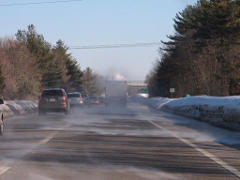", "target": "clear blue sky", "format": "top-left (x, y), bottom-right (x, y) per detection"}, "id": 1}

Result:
top-left (0, 0), bottom-right (197, 81)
